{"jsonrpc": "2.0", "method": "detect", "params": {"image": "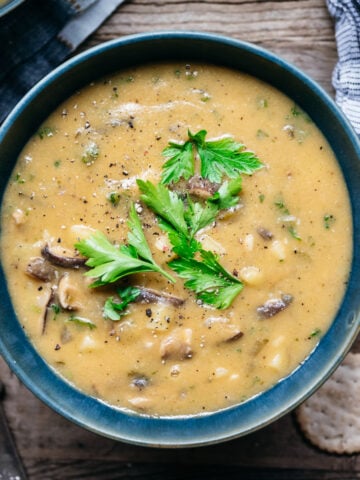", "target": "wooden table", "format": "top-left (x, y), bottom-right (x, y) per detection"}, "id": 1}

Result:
top-left (1, 1), bottom-right (360, 478)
